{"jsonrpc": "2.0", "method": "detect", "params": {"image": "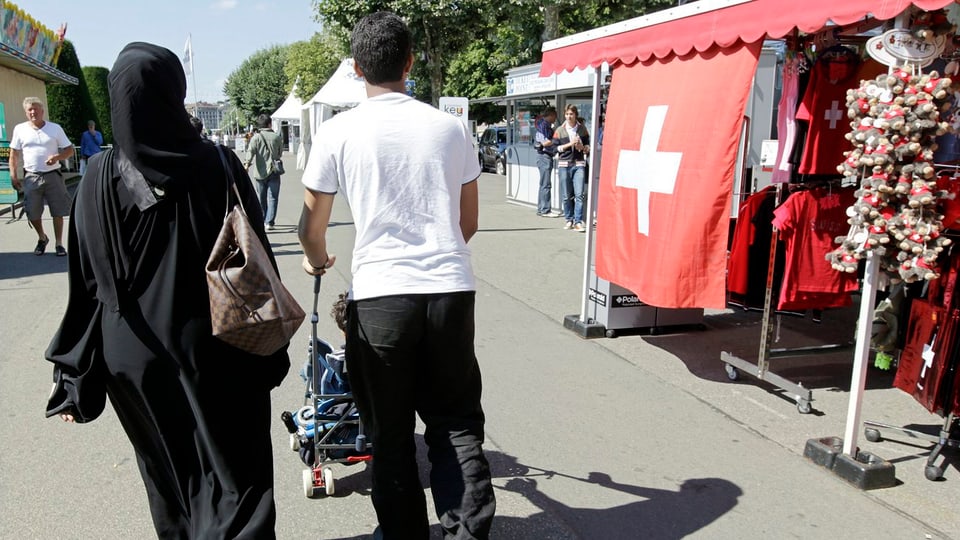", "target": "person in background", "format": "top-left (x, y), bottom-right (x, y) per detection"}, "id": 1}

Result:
top-left (79, 120), bottom-right (103, 175)
top-left (188, 115), bottom-right (207, 139)
top-left (245, 114), bottom-right (284, 231)
top-left (8, 97), bottom-right (75, 256)
top-left (45, 42), bottom-right (289, 539)
top-left (535, 106), bottom-right (559, 217)
top-left (299, 11), bottom-right (495, 539)
top-left (553, 104), bottom-right (590, 232)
